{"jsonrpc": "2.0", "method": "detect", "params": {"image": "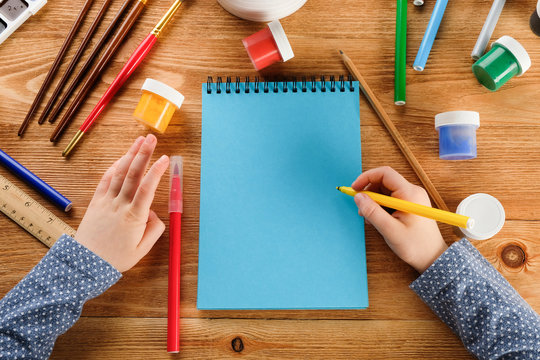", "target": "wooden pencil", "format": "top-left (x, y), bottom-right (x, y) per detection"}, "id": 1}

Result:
top-left (339, 50), bottom-right (449, 211)
top-left (18, 0), bottom-right (94, 136)
top-left (38, 0), bottom-right (114, 125)
top-left (47, 0), bottom-right (134, 124)
top-left (50, 0), bottom-right (147, 142)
